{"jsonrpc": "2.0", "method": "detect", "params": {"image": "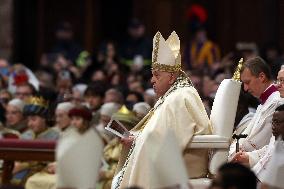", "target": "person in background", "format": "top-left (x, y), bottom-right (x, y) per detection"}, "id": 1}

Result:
top-left (229, 57), bottom-right (283, 159)
top-left (12, 96), bottom-right (59, 186)
top-left (84, 82), bottom-right (106, 125)
top-left (54, 102), bottom-right (75, 132)
top-left (51, 21), bottom-right (83, 64)
top-left (232, 101), bottom-right (284, 183)
top-left (184, 4), bottom-right (220, 71)
top-left (276, 68), bottom-right (284, 97)
top-left (143, 88), bottom-right (156, 107)
top-left (260, 105), bottom-right (284, 189)
top-left (96, 102), bottom-right (121, 143)
top-left (71, 84), bottom-right (87, 106)
top-left (120, 18), bottom-right (152, 69)
top-left (5, 99), bottom-right (27, 133)
top-left (15, 83), bottom-right (36, 101)
top-left (24, 102), bottom-right (75, 189)
top-left (209, 163), bottom-right (257, 189)
top-left (104, 88), bottom-right (124, 105)
top-left (0, 89), bottom-right (12, 109)
top-left (68, 105), bottom-right (93, 134)
top-left (132, 102), bottom-right (151, 119)
top-left (97, 106), bottom-right (139, 189)
top-left (20, 96), bottom-right (59, 140)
